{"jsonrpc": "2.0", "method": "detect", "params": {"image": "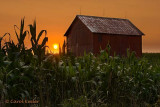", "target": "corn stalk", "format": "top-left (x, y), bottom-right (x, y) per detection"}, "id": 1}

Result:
top-left (14, 18), bottom-right (28, 52)
top-left (0, 33), bottom-right (10, 50)
top-left (29, 20), bottom-right (48, 65)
